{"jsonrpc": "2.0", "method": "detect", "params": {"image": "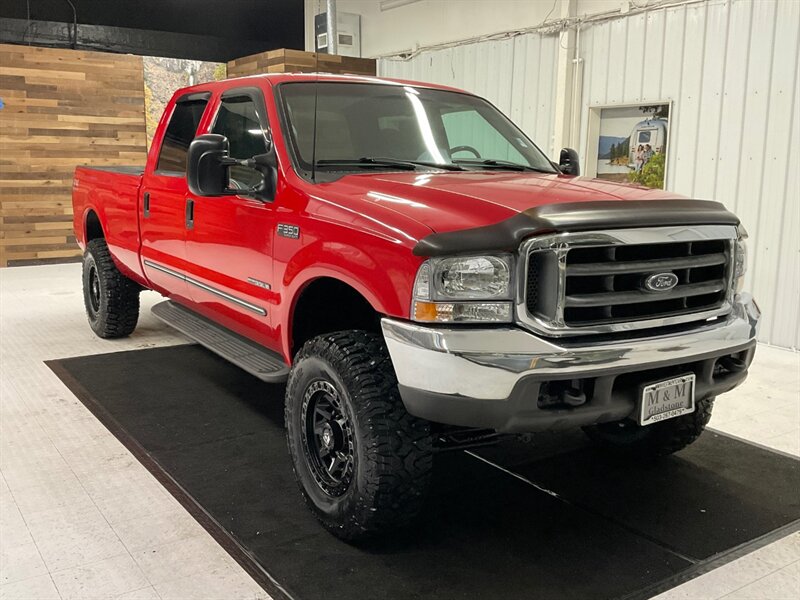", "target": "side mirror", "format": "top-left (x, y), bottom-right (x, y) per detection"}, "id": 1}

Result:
top-left (558, 148), bottom-right (580, 176)
top-left (247, 151), bottom-right (278, 202)
top-left (187, 134), bottom-right (278, 201)
top-left (187, 134), bottom-right (230, 197)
